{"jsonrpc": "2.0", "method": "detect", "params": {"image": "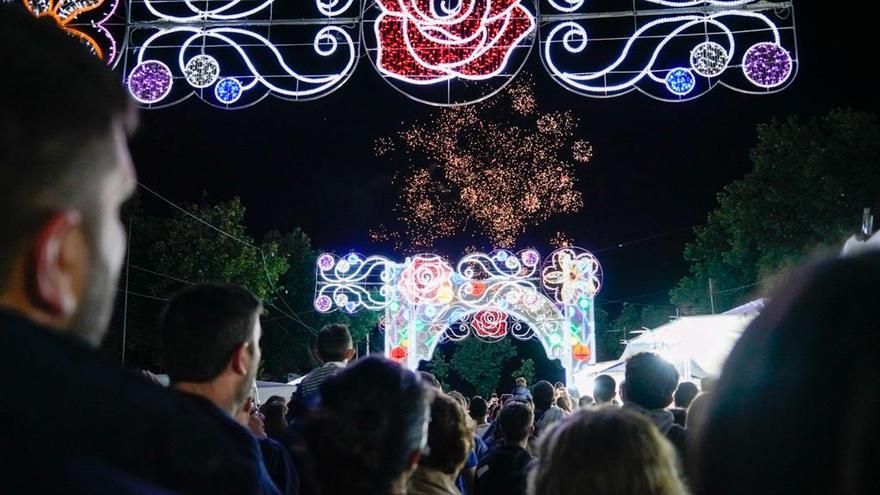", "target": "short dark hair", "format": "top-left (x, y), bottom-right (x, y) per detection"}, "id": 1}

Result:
top-left (469, 397), bottom-right (488, 420)
top-left (0, 8), bottom-right (132, 287)
top-left (160, 283), bottom-right (262, 384)
top-left (593, 374), bottom-right (617, 402)
top-left (499, 402), bottom-right (533, 443)
top-left (578, 395), bottom-right (594, 408)
top-left (624, 353), bottom-right (679, 410)
top-left (674, 382), bottom-right (700, 408)
top-left (532, 380), bottom-right (555, 410)
top-left (316, 323), bottom-right (353, 362)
